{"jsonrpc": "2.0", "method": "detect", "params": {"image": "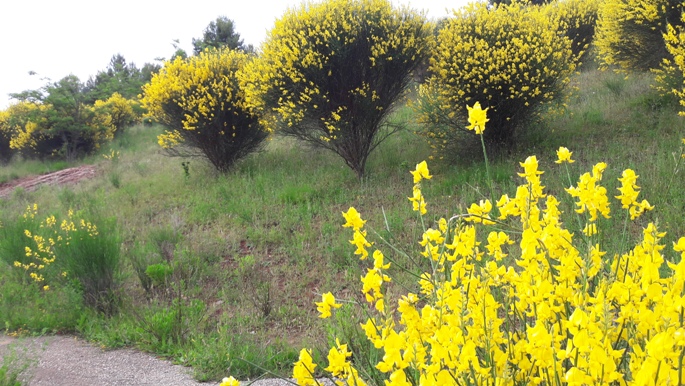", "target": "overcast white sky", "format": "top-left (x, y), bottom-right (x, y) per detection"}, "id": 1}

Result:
top-left (0, 0), bottom-right (471, 109)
